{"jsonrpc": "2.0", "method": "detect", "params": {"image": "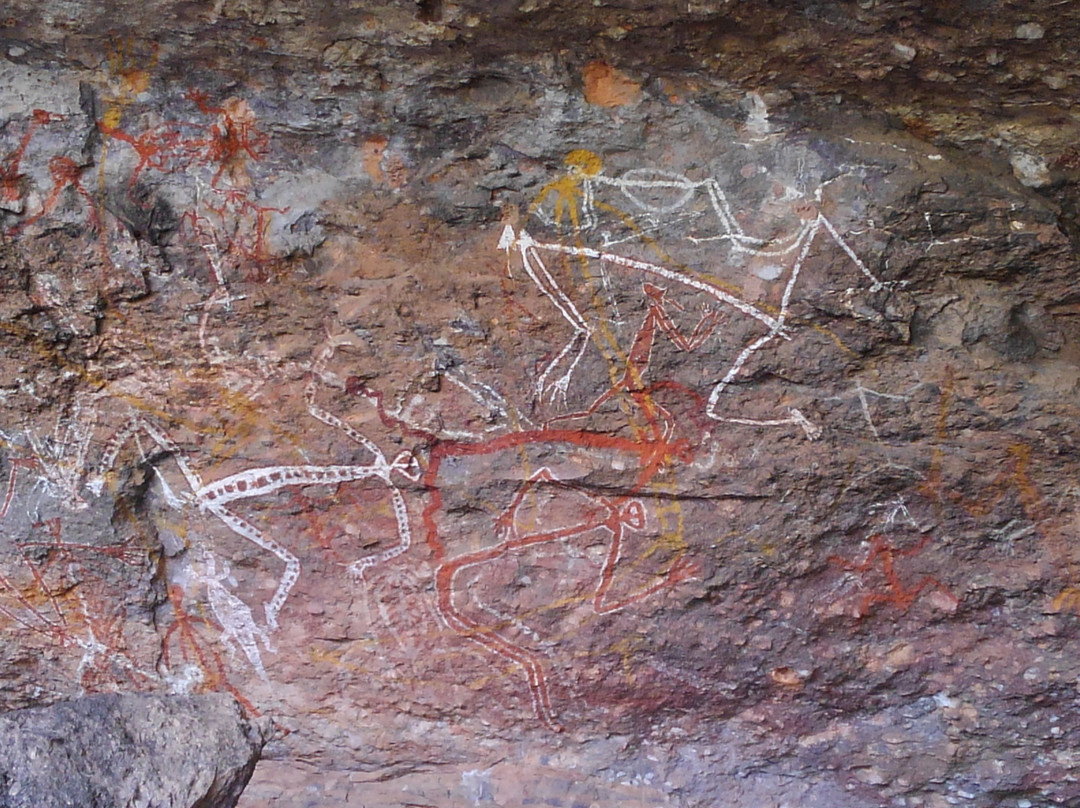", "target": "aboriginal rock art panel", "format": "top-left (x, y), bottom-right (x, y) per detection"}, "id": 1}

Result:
top-left (505, 150), bottom-right (892, 442)
top-left (0, 362), bottom-right (420, 701)
top-left (323, 147), bottom-right (905, 726)
top-left (0, 132), bottom-right (999, 733)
